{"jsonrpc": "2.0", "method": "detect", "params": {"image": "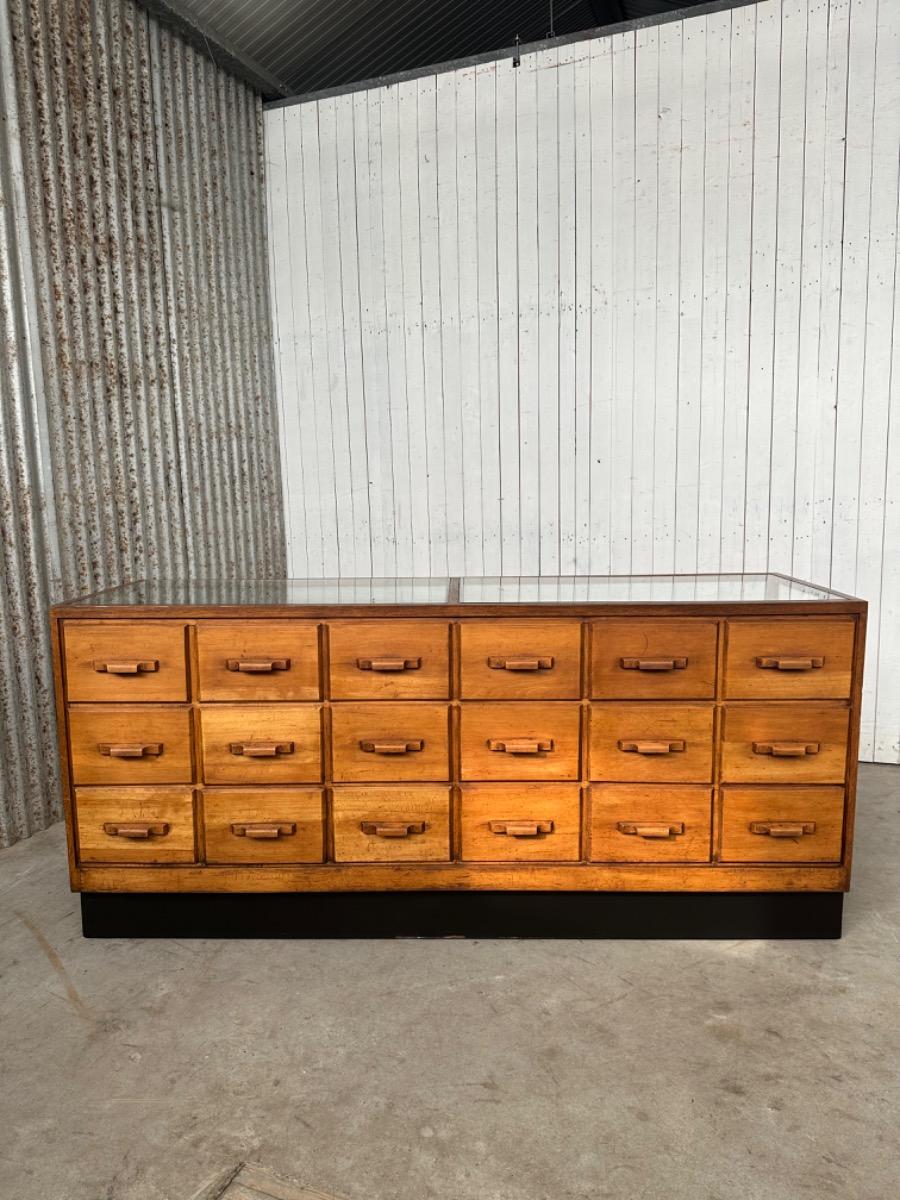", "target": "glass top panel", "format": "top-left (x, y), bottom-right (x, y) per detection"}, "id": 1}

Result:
top-left (64, 573), bottom-right (852, 607)
top-left (458, 575), bottom-right (849, 603)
